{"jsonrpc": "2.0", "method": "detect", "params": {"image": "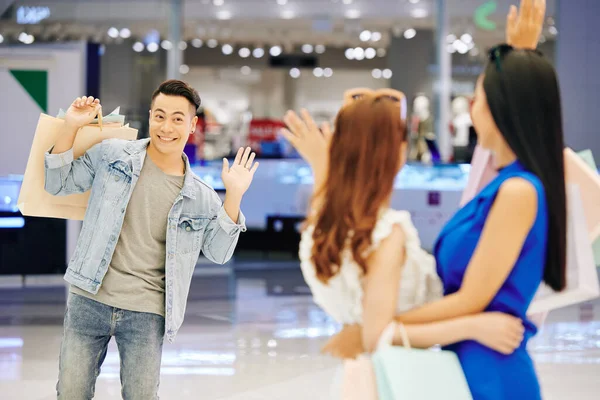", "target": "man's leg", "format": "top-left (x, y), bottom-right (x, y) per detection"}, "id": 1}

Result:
top-left (57, 293), bottom-right (112, 400)
top-left (114, 309), bottom-right (165, 400)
